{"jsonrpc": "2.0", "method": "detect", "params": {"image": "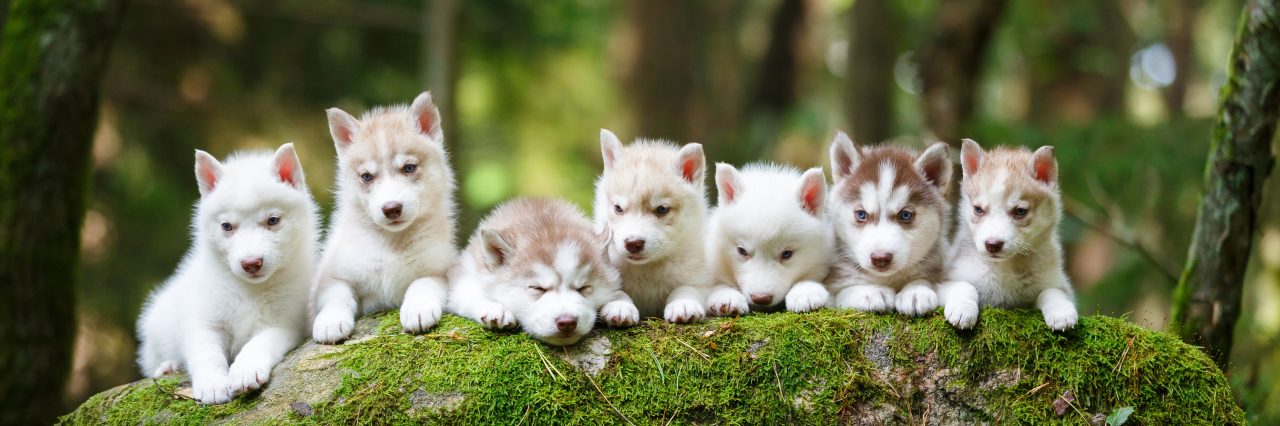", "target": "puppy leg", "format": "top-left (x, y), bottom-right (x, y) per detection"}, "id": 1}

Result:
top-left (835, 284), bottom-right (895, 313)
top-left (312, 282), bottom-right (358, 344)
top-left (663, 285), bottom-right (706, 323)
top-left (448, 276), bottom-right (517, 330)
top-left (895, 280), bottom-right (939, 316)
top-left (938, 280), bottom-right (979, 329)
top-left (785, 280), bottom-right (830, 313)
top-left (1037, 286), bottom-right (1078, 331)
top-left (184, 327), bottom-right (231, 405)
top-left (228, 327), bottom-right (299, 395)
top-left (600, 292), bottom-right (640, 327)
top-left (706, 284), bottom-right (749, 317)
top-left (401, 276), bottom-right (446, 334)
